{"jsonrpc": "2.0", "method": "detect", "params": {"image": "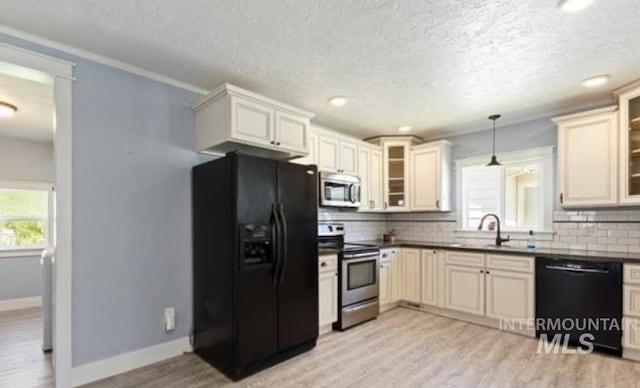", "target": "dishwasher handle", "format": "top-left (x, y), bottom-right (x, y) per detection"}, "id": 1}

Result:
top-left (545, 265), bottom-right (610, 274)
